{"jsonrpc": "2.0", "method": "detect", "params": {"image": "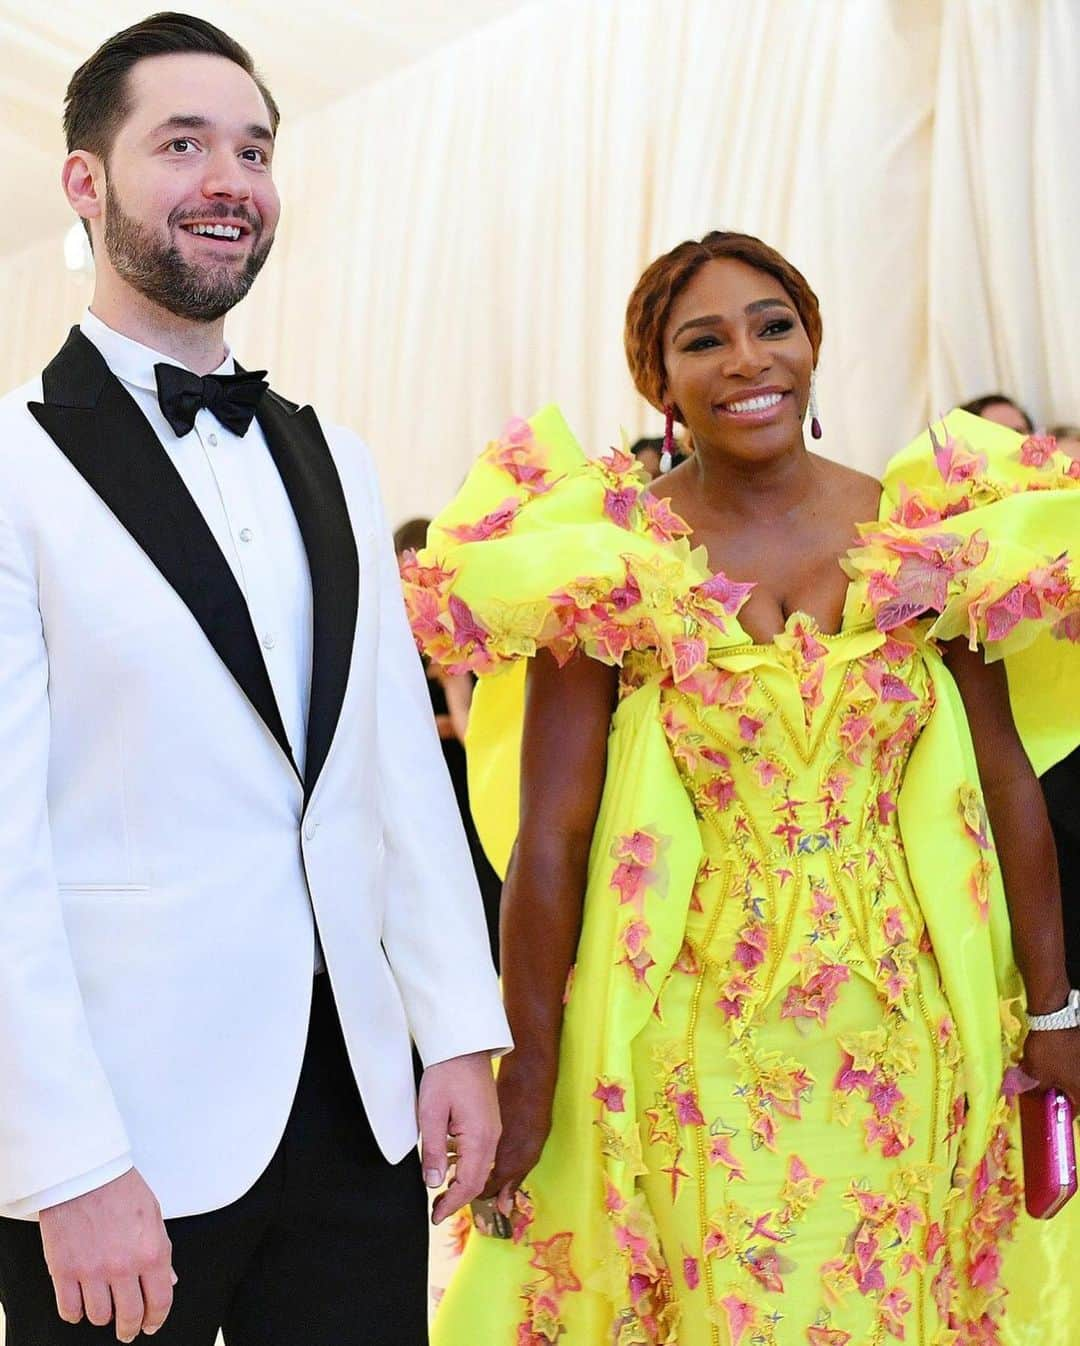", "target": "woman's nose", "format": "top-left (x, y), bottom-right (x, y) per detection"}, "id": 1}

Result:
top-left (721, 334), bottom-right (770, 378)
